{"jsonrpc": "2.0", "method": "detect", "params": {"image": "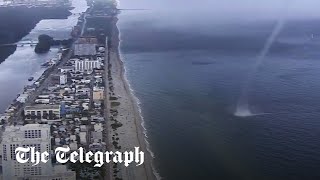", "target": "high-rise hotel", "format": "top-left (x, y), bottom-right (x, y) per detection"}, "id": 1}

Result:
top-left (1, 124), bottom-right (75, 180)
